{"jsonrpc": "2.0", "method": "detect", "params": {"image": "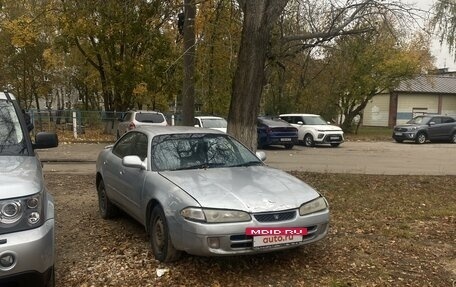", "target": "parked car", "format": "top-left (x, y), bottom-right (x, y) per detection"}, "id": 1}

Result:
top-left (0, 92), bottom-right (58, 287)
top-left (194, 116), bottom-right (227, 133)
top-left (257, 116), bottom-right (298, 149)
top-left (279, 114), bottom-right (344, 147)
top-left (95, 126), bottom-right (329, 262)
top-left (392, 115), bottom-right (456, 144)
top-left (117, 110), bottom-right (167, 138)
